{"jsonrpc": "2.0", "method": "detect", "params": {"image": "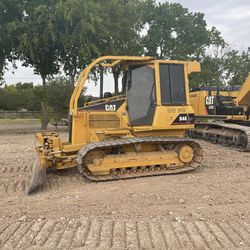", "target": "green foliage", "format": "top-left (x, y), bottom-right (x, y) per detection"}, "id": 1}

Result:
top-left (46, 76), bottom-right (73, 114)
top-left (0, 0), bottom-right (24, 81)
top-left (141, 1), bottom-right (229, 87)
top-left (0, 77), bottom-right (74, 114)
top-left (191, 46), bottom-right (250, 87)
top-left (144, 2), bottom-right (213, 59)
top-left (224, 48), bottom-right (250, 85)
top-left (189, 45), bottom-right (230, 87)
top-left (32, 85), bottom-right (47, 103)
top-left (96, 0), bottom-right (147, 93)
top-left (98, 0), bottom-right (145, 56)
top-left (54, 0), bottom-right (104, 85)
top-left (0, 83), bottom-right (40, 111)
top-left (17, 0), bottom-right (61, 129)
top-left (18, 1), bottom-right (60, 80)
top-left (189, 56), bottom-right (225, 88)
